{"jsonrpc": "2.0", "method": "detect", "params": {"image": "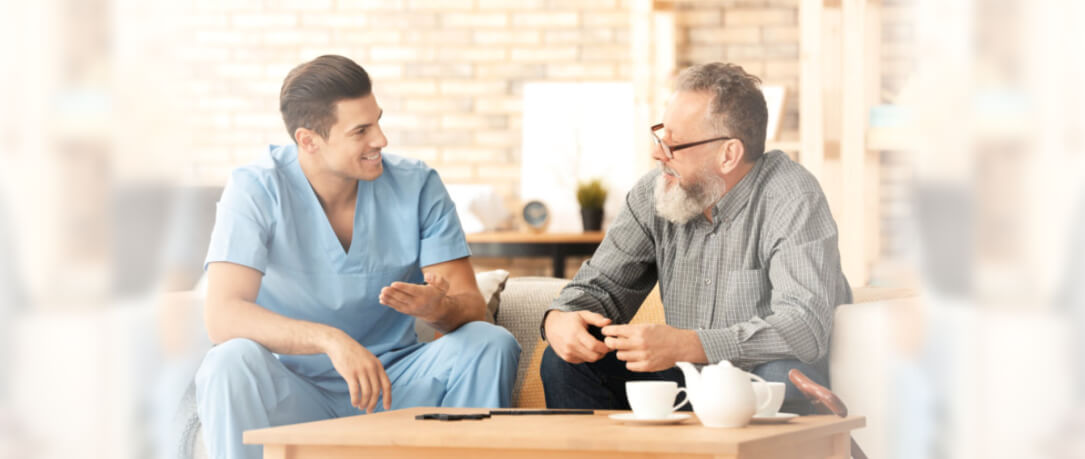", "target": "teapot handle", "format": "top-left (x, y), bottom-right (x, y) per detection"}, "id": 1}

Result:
top-left (748, 373), bottom-right (774, 415)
